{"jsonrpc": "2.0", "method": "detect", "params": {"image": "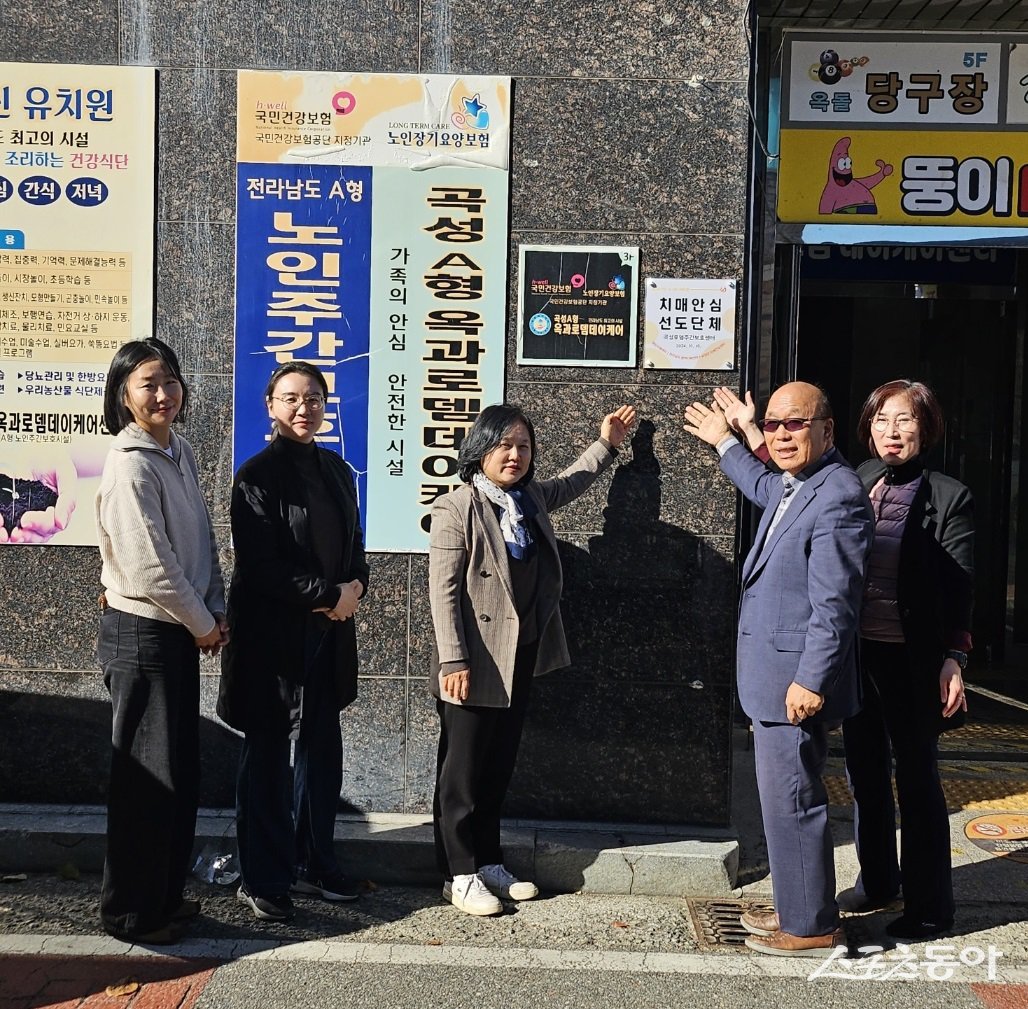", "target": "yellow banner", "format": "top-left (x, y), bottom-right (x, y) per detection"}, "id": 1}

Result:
top-left (778, 129), bottom-right (1028, 227)
top-left (0, 61), bottom-right (155, 546)
top-left (237, 71), bottom-right (509, 170)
